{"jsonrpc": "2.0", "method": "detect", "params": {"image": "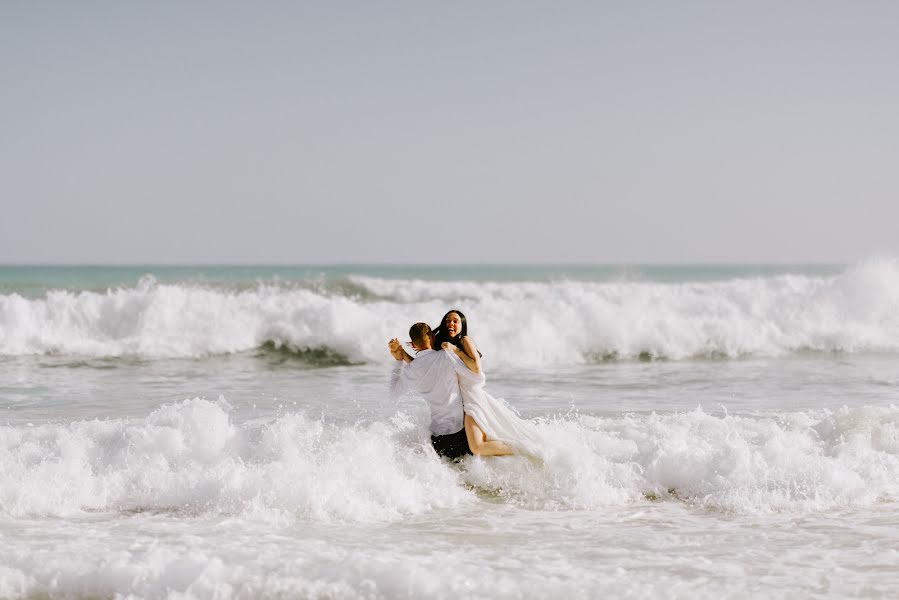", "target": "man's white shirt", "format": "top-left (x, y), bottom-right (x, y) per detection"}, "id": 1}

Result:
top-left (389, 348), bottom-right (482, 436)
